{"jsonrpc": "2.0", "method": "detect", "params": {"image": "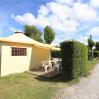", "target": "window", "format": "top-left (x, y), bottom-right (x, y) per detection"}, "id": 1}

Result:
top-left (11, 47), bottom-right (27, 56)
